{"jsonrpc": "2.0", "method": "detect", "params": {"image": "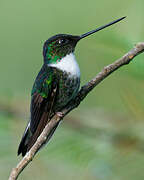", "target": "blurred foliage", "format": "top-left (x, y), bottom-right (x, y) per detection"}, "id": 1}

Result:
top-left (0, 0), bottom-right (144, 179)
